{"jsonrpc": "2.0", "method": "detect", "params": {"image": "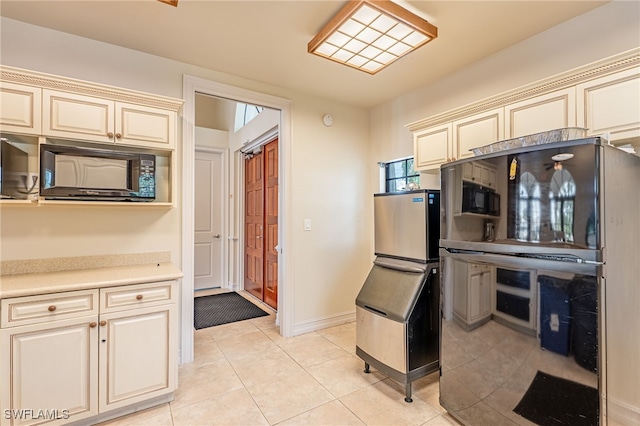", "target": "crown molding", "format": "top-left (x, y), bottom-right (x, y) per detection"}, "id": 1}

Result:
top-left (407, 48), bottom-right (640, 132)
top-left (0, 65), bottom-right (184, 113)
